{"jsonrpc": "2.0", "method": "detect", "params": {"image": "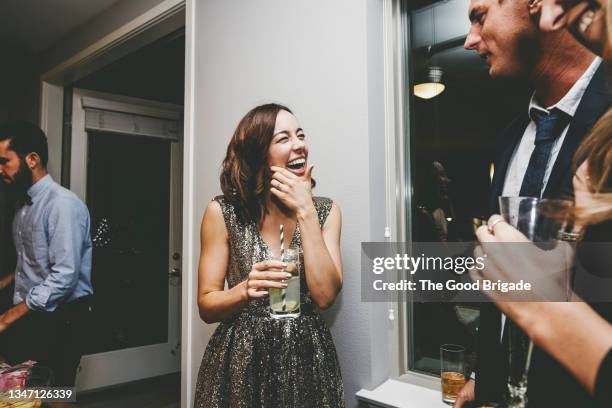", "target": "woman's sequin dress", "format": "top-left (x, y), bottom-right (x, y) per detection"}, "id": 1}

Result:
top-left (193, 196), bottom-right (344, 408)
